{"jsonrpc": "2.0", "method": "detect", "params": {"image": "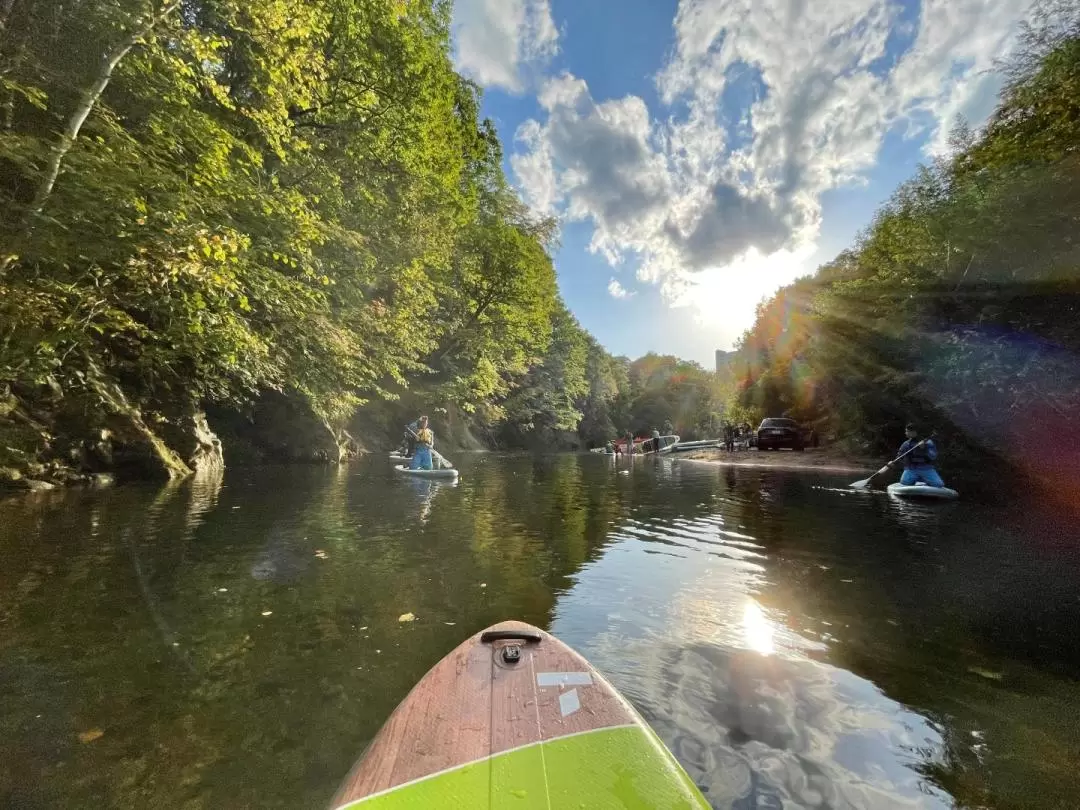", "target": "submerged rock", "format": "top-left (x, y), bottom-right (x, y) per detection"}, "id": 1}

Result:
top-left (90, 472), bottom-right (116, 488)
top-left (250, 526), bottom-right (312, 583)
top-left (21, 479), bottom-right (56, 492)
top-left (0, 467), bottom-right (24, 488)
